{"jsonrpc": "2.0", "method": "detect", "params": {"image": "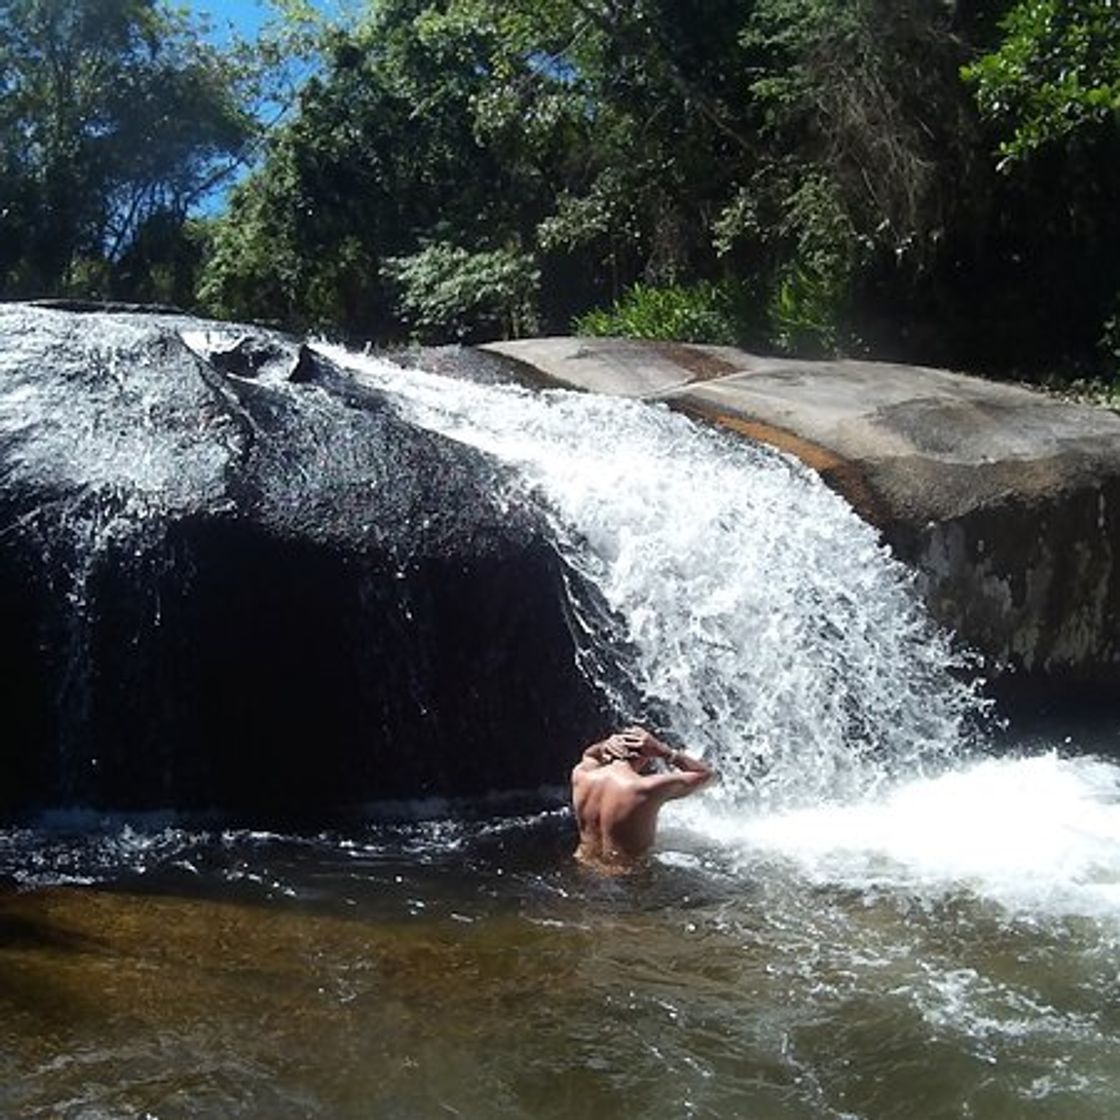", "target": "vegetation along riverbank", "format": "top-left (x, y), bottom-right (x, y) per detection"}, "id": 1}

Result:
top-left (1, 0), bottom-right (1118, 397)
